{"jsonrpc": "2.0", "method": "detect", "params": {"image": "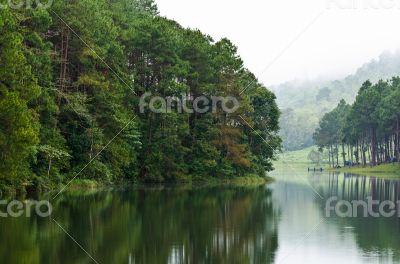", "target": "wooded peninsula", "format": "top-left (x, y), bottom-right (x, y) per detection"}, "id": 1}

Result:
top-left (0, 0), bottom-right (281, 193)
